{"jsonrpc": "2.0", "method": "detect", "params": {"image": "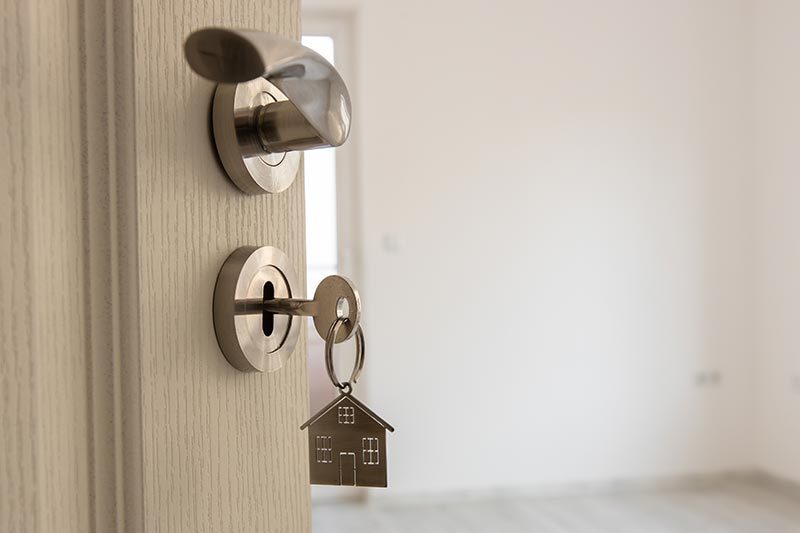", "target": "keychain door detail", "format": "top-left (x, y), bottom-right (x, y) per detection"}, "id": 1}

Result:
top-left (300, 317), bottom-right (395, 487)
